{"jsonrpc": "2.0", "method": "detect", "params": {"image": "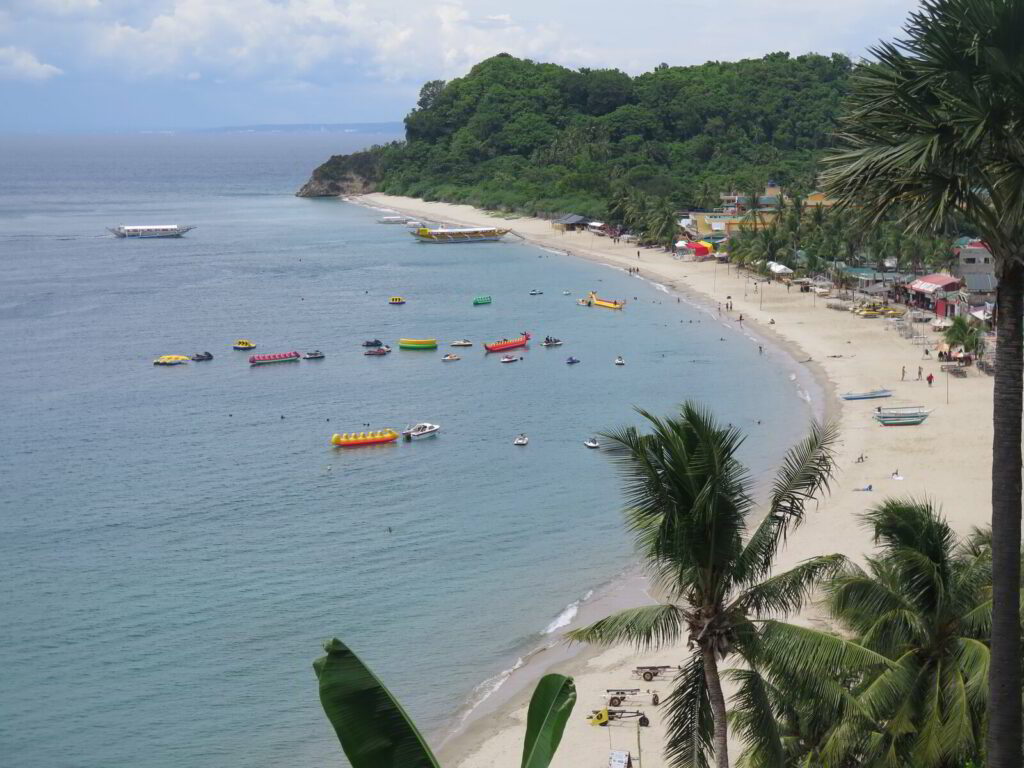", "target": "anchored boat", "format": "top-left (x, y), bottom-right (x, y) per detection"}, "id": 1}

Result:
top-left (578, 291), bottom-right (626, 310)
top-left (402, 423), bottom-right (440, 441)
top-left (483, 332), bottom-right (530, 353)
top-left (450, 339), bottom-right (473, 347)
top-left (331, 429), bottom-right (398, 447)
top-left (153, 355), bottom-right (189, 366)
top-left (412, 226), bottom-right (509, 243)
top-left (109, 224), bottom-right (194, 238)
top-left (249, 351), bottom-right (300, 366)
top-left (399, 338), bottom-right (438, 350)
